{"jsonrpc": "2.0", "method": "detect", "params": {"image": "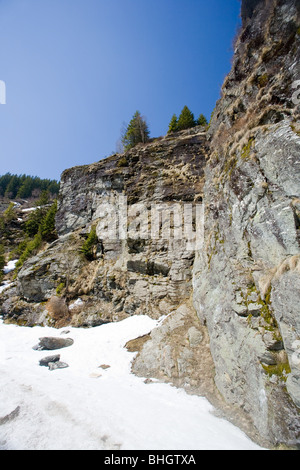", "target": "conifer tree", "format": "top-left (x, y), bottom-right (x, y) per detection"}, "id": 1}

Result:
top-left (3, 203), bottom-right (17, 223)
top-left (40, 200), bottom-right (58, 242)
top-left (25, 207), bottom-right (45, 237)
top-left (36, 190), bottom-right (50, 207)
top-left (177, 106), bottom-right (196, 131)
top-left (121, 111), bottom-right (150, 151)
top-left (5, 176), bottom-right (19, 199)
top-left (0, 173), bottom-right (59, 199)
top-left (80, 226), bottom-right (98, 260)
top-left (197, 114), bottom-right (208, 126)
top-left (17, 178), bottom-right (34, 199)
top-left (15, 200), bottom-right (58, 272)
top-left (168, 114), bottom-right (178, 133)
